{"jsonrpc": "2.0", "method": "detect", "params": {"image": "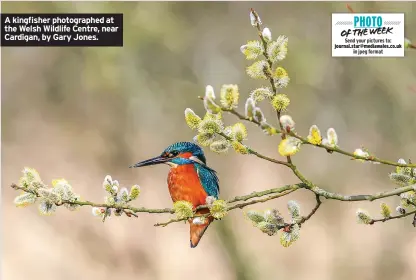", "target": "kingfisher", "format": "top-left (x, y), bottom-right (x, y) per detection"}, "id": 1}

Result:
top-left (130, 142), bottom-right (219, 248)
